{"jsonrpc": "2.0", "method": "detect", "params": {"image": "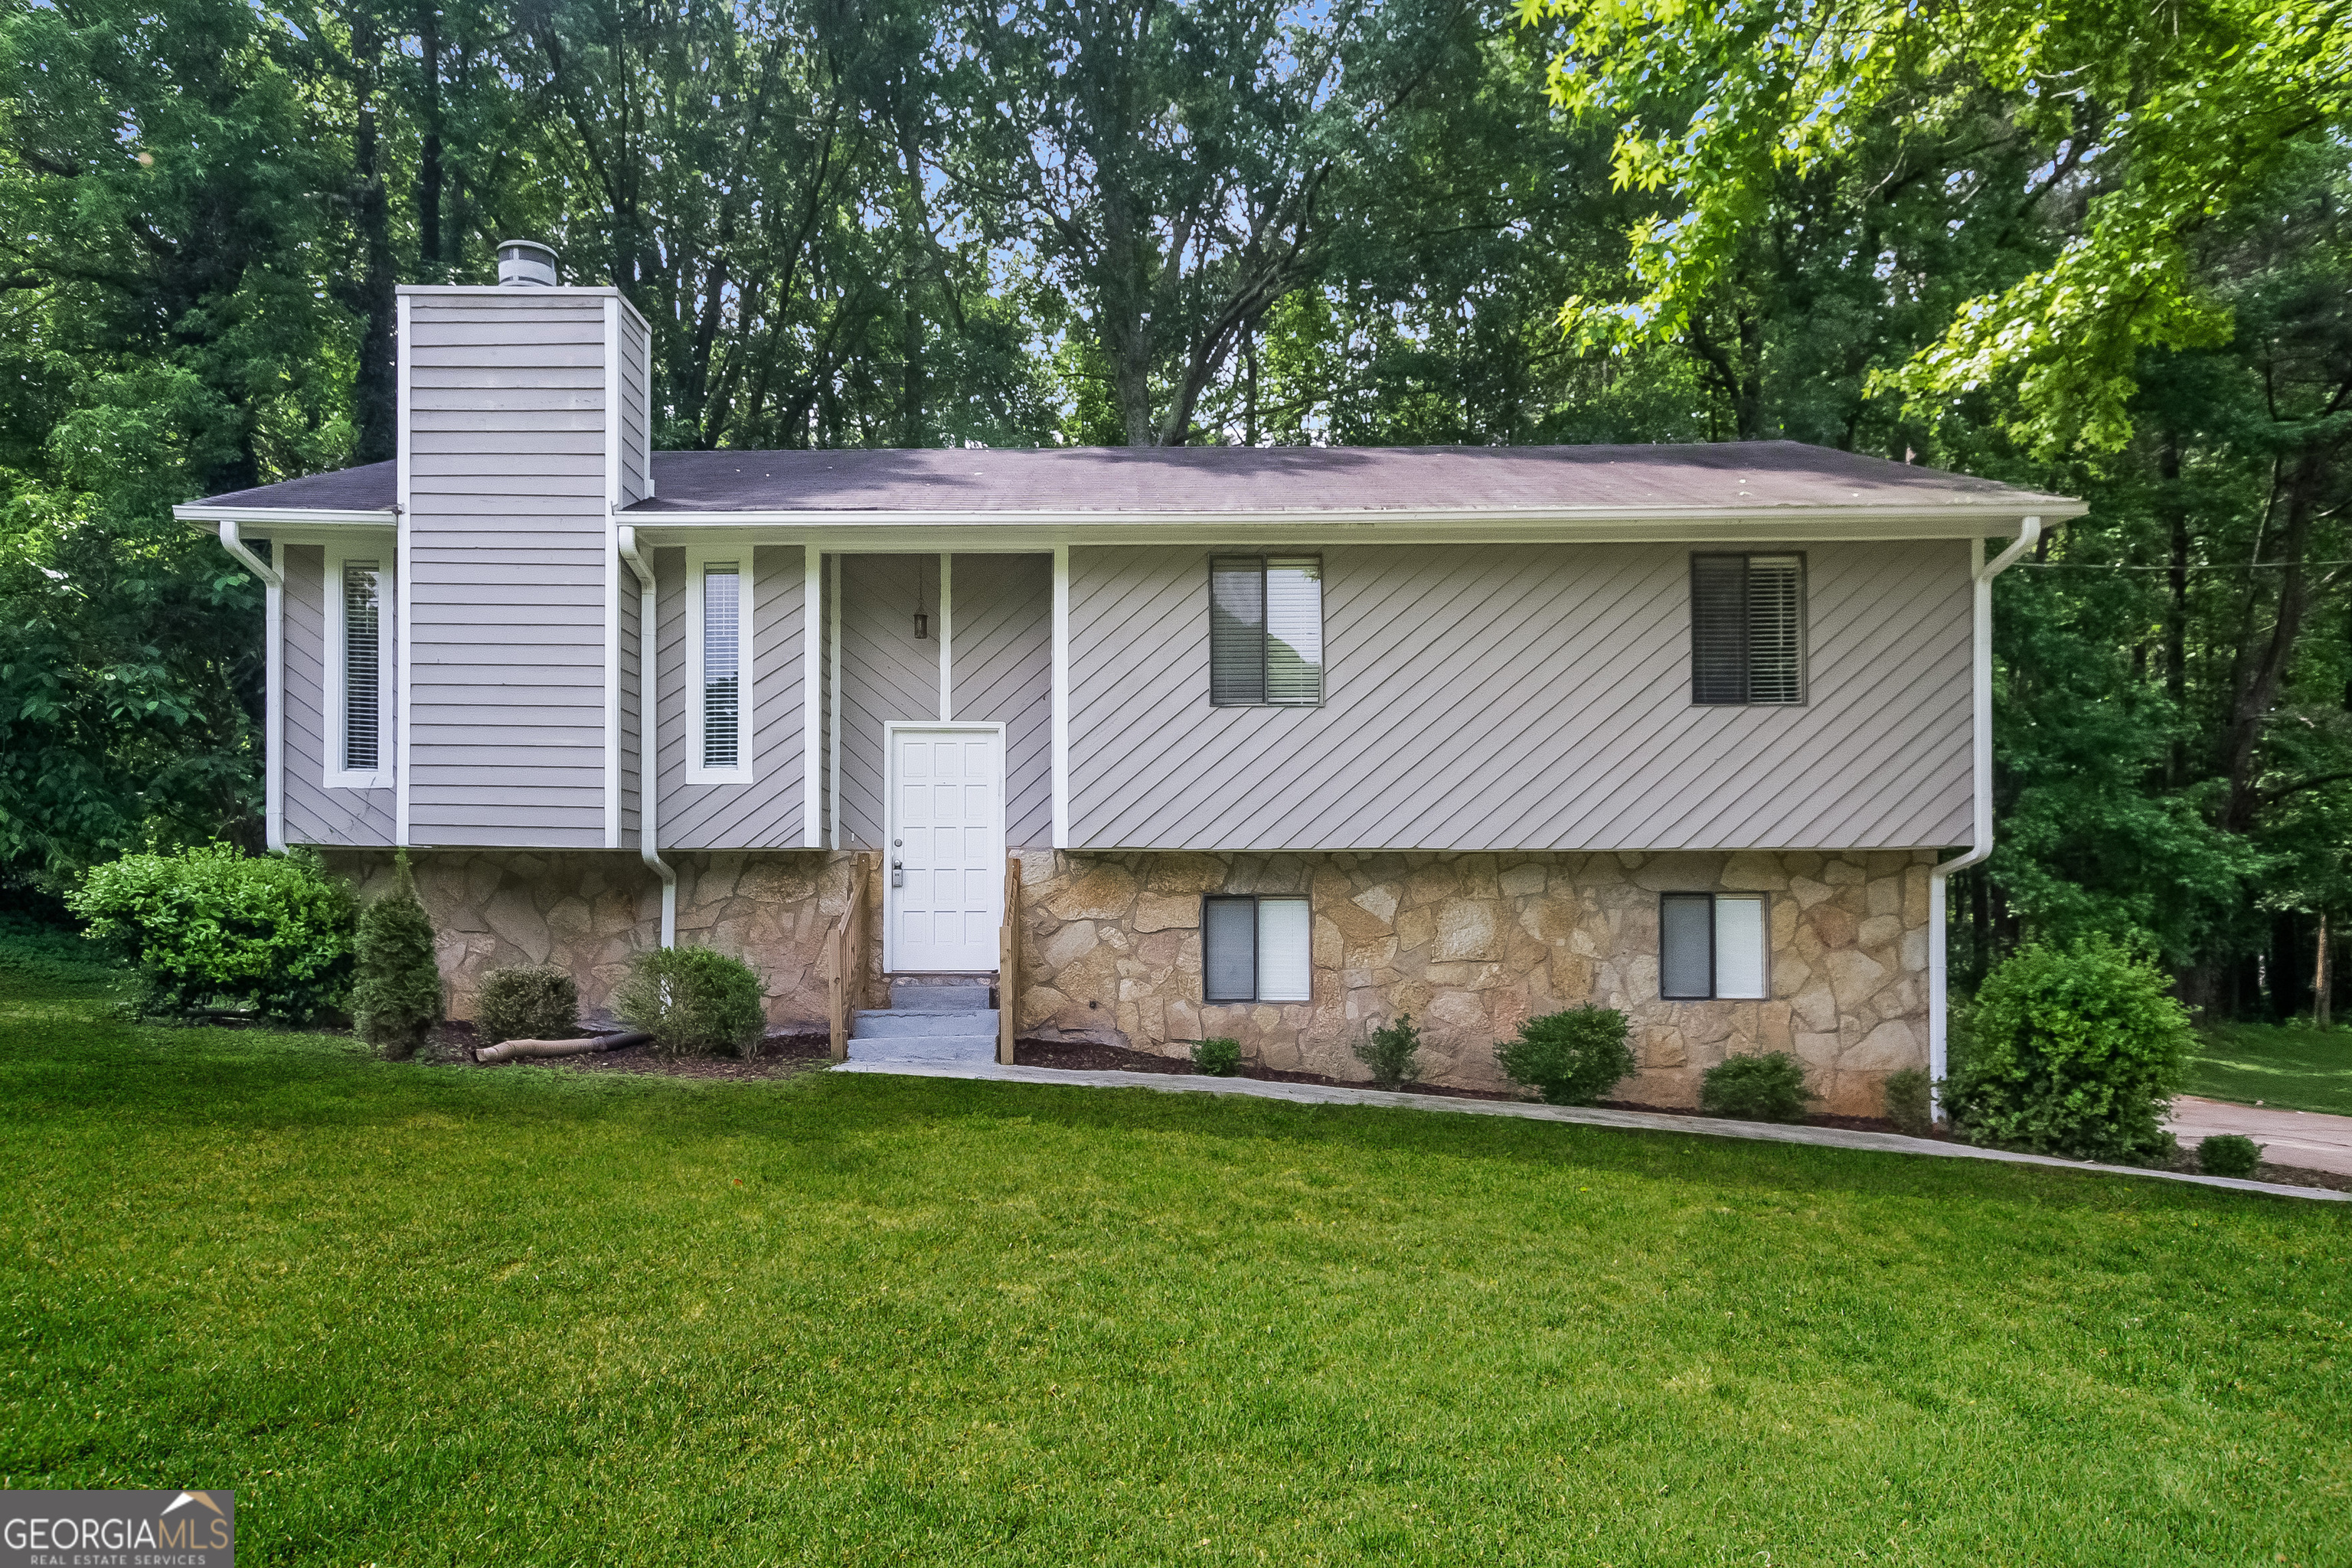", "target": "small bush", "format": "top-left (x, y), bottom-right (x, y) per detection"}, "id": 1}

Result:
top-left (1700, 1052), bottom-right (1816, 1122)
top-left (474, 965), bottom-right (579, 1045)
top-left (1354, 1013), bottom-right (1422, 1089)
top-left (611, 946), bottom-right (766, 1058)
top-left (1495, 1006), bottom-right (1633, 1106)
top-left (2197, 1133), bottom-right (2262, 1178)
top-left (1943, 937), bottom-right (2191, 1162)
top-left (351, 851), bottom-right (443, 1059)
top-left (1883, 1067), bottom-right (1934, 1135)
top-left (1191, 1037), bottom-right (1242, 1076)
top-left (69, 844), bottom-right (354, 1022)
